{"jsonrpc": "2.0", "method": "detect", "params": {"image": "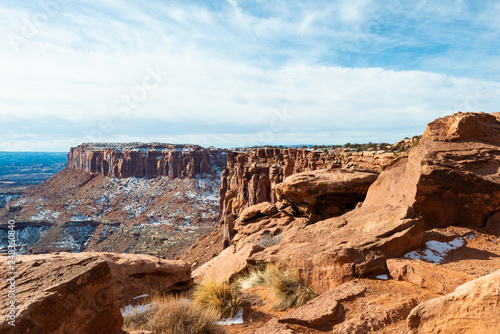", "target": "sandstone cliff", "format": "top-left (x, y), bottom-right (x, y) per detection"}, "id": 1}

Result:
top-left (67, 143), bottom-right (226, 179)
top-left (219, 147), bottom-right (394, 236)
